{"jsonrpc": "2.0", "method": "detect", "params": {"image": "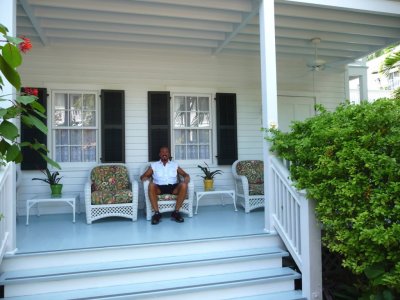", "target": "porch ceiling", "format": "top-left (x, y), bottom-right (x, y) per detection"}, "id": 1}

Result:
top-left (16, 0), bottom-right (400, 67)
